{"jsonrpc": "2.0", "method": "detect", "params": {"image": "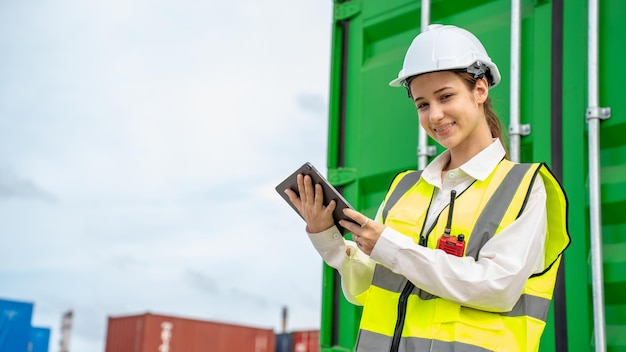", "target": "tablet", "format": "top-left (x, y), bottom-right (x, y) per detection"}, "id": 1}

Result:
top-left (275, 162), bottom-right (357, 235)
